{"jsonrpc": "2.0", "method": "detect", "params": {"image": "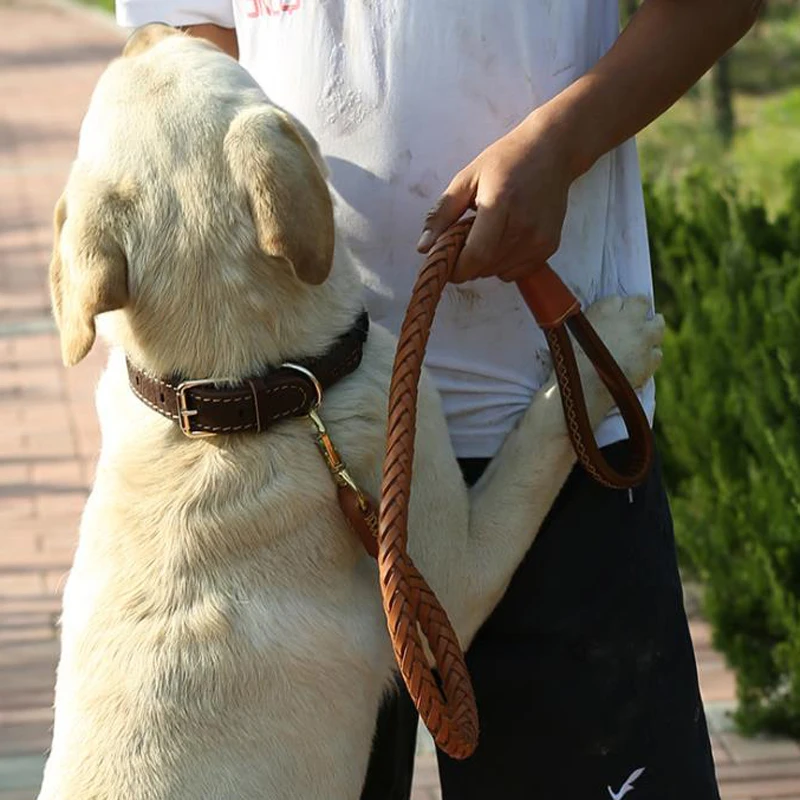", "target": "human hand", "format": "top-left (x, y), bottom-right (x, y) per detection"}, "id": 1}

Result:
top-left (416, 109), bottom-right (578, 283)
